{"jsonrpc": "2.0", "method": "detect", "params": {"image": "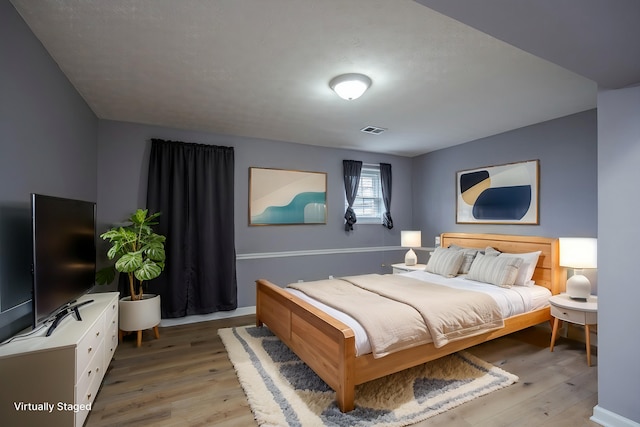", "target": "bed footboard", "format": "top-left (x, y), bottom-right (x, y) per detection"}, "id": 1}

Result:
top-left (256, 279), bottom-right (357, 412)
